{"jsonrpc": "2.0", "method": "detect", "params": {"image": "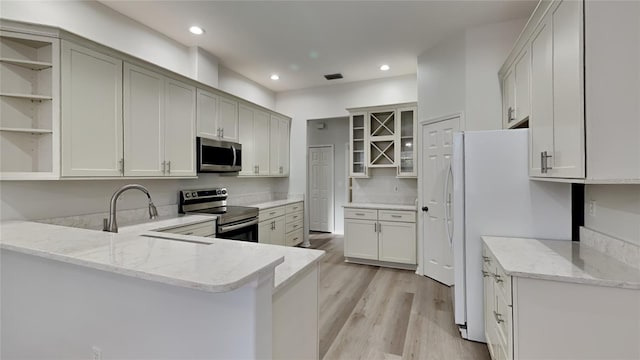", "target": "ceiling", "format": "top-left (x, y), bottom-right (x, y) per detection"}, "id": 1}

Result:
top-left (99, 1), bottom-right (537, 92)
